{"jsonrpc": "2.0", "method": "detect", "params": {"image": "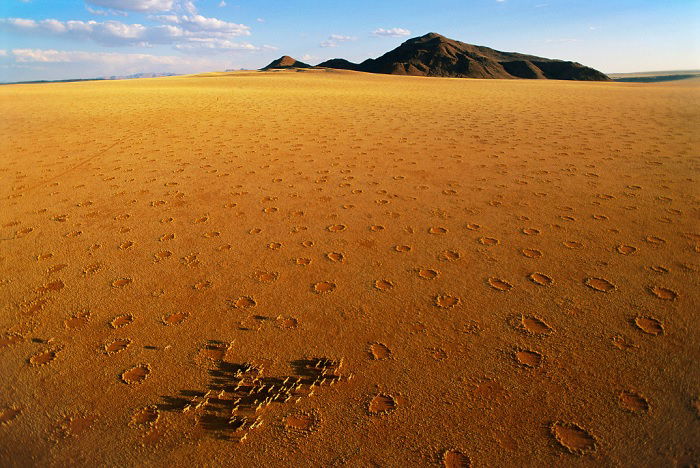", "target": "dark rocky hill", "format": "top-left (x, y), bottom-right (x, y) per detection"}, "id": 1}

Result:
top-left (261, 56), bottom-right (312, 70)
top-left (317, 33), bottom-right (609, 81)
